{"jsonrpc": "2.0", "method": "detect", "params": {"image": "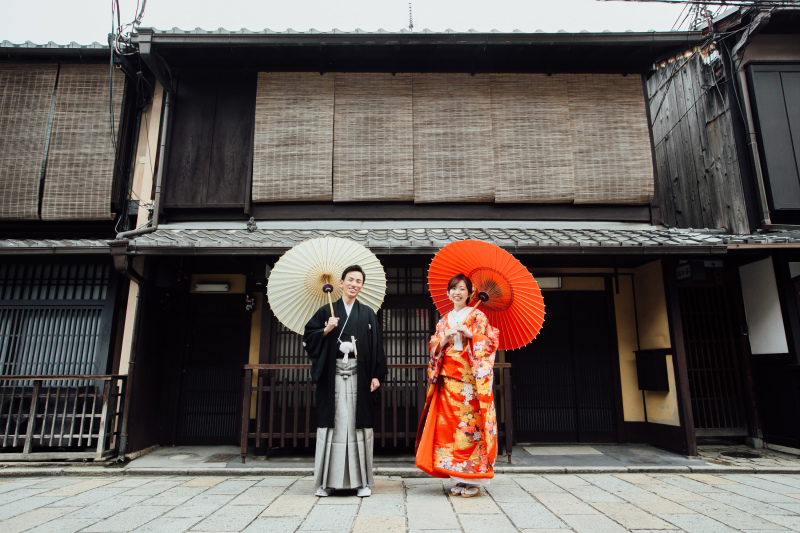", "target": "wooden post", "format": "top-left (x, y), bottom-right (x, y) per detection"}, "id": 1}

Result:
top-left (22, 381), bottom-right (40, 455)
top-left (503, 367), bottom-right (514, 464)
top-left (240, 368), bottom-right (252, 464)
